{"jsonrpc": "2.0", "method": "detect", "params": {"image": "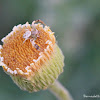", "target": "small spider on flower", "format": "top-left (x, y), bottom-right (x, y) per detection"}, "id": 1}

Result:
top-left (23, 19), bottom-right (46, 50)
